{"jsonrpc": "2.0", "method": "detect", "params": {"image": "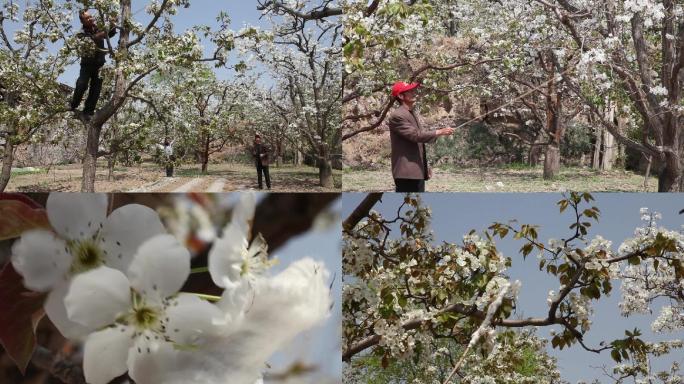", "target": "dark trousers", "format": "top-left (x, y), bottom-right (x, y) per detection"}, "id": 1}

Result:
top-left (257, 163), bottom-right (271, 189)
top-left (165, 164), bottom-right (174, 177)
top-left (394, 178), bottom-right (425, 193)
top-left (71, 65), bottom-right (103, 115)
